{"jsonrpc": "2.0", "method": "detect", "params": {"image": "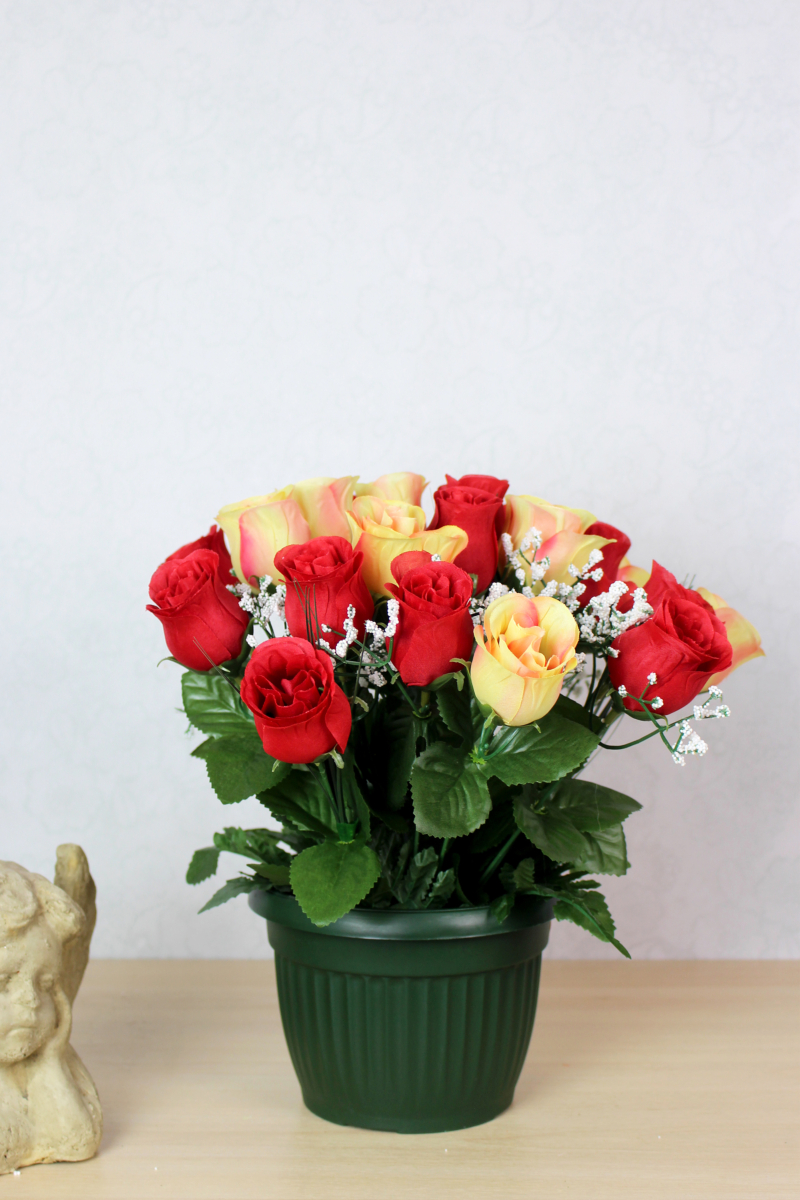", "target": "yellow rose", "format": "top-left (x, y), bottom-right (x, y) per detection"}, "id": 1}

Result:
top-left (503, 495), bottom-right (613, 586)
top-left (471, 592), bottom-right (579, 725)
top-left (290, 475), bottom-right (358, 540)
top-left (696, 588), bottom-right (765, 686)
top-left (346, 495), bottom-right (467, 596)
top-left (355, 472), bottom-right (428, 507)
top-left (216, 487), bottom-right (310, 584)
